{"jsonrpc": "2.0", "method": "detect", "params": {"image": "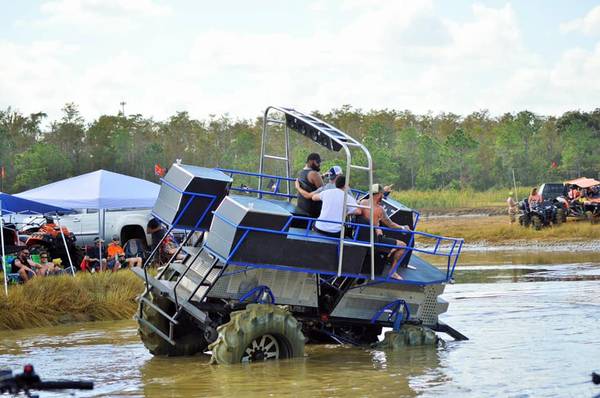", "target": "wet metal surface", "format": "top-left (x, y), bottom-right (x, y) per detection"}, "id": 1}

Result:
top-left (0, 251), bottom-right (598, 397)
